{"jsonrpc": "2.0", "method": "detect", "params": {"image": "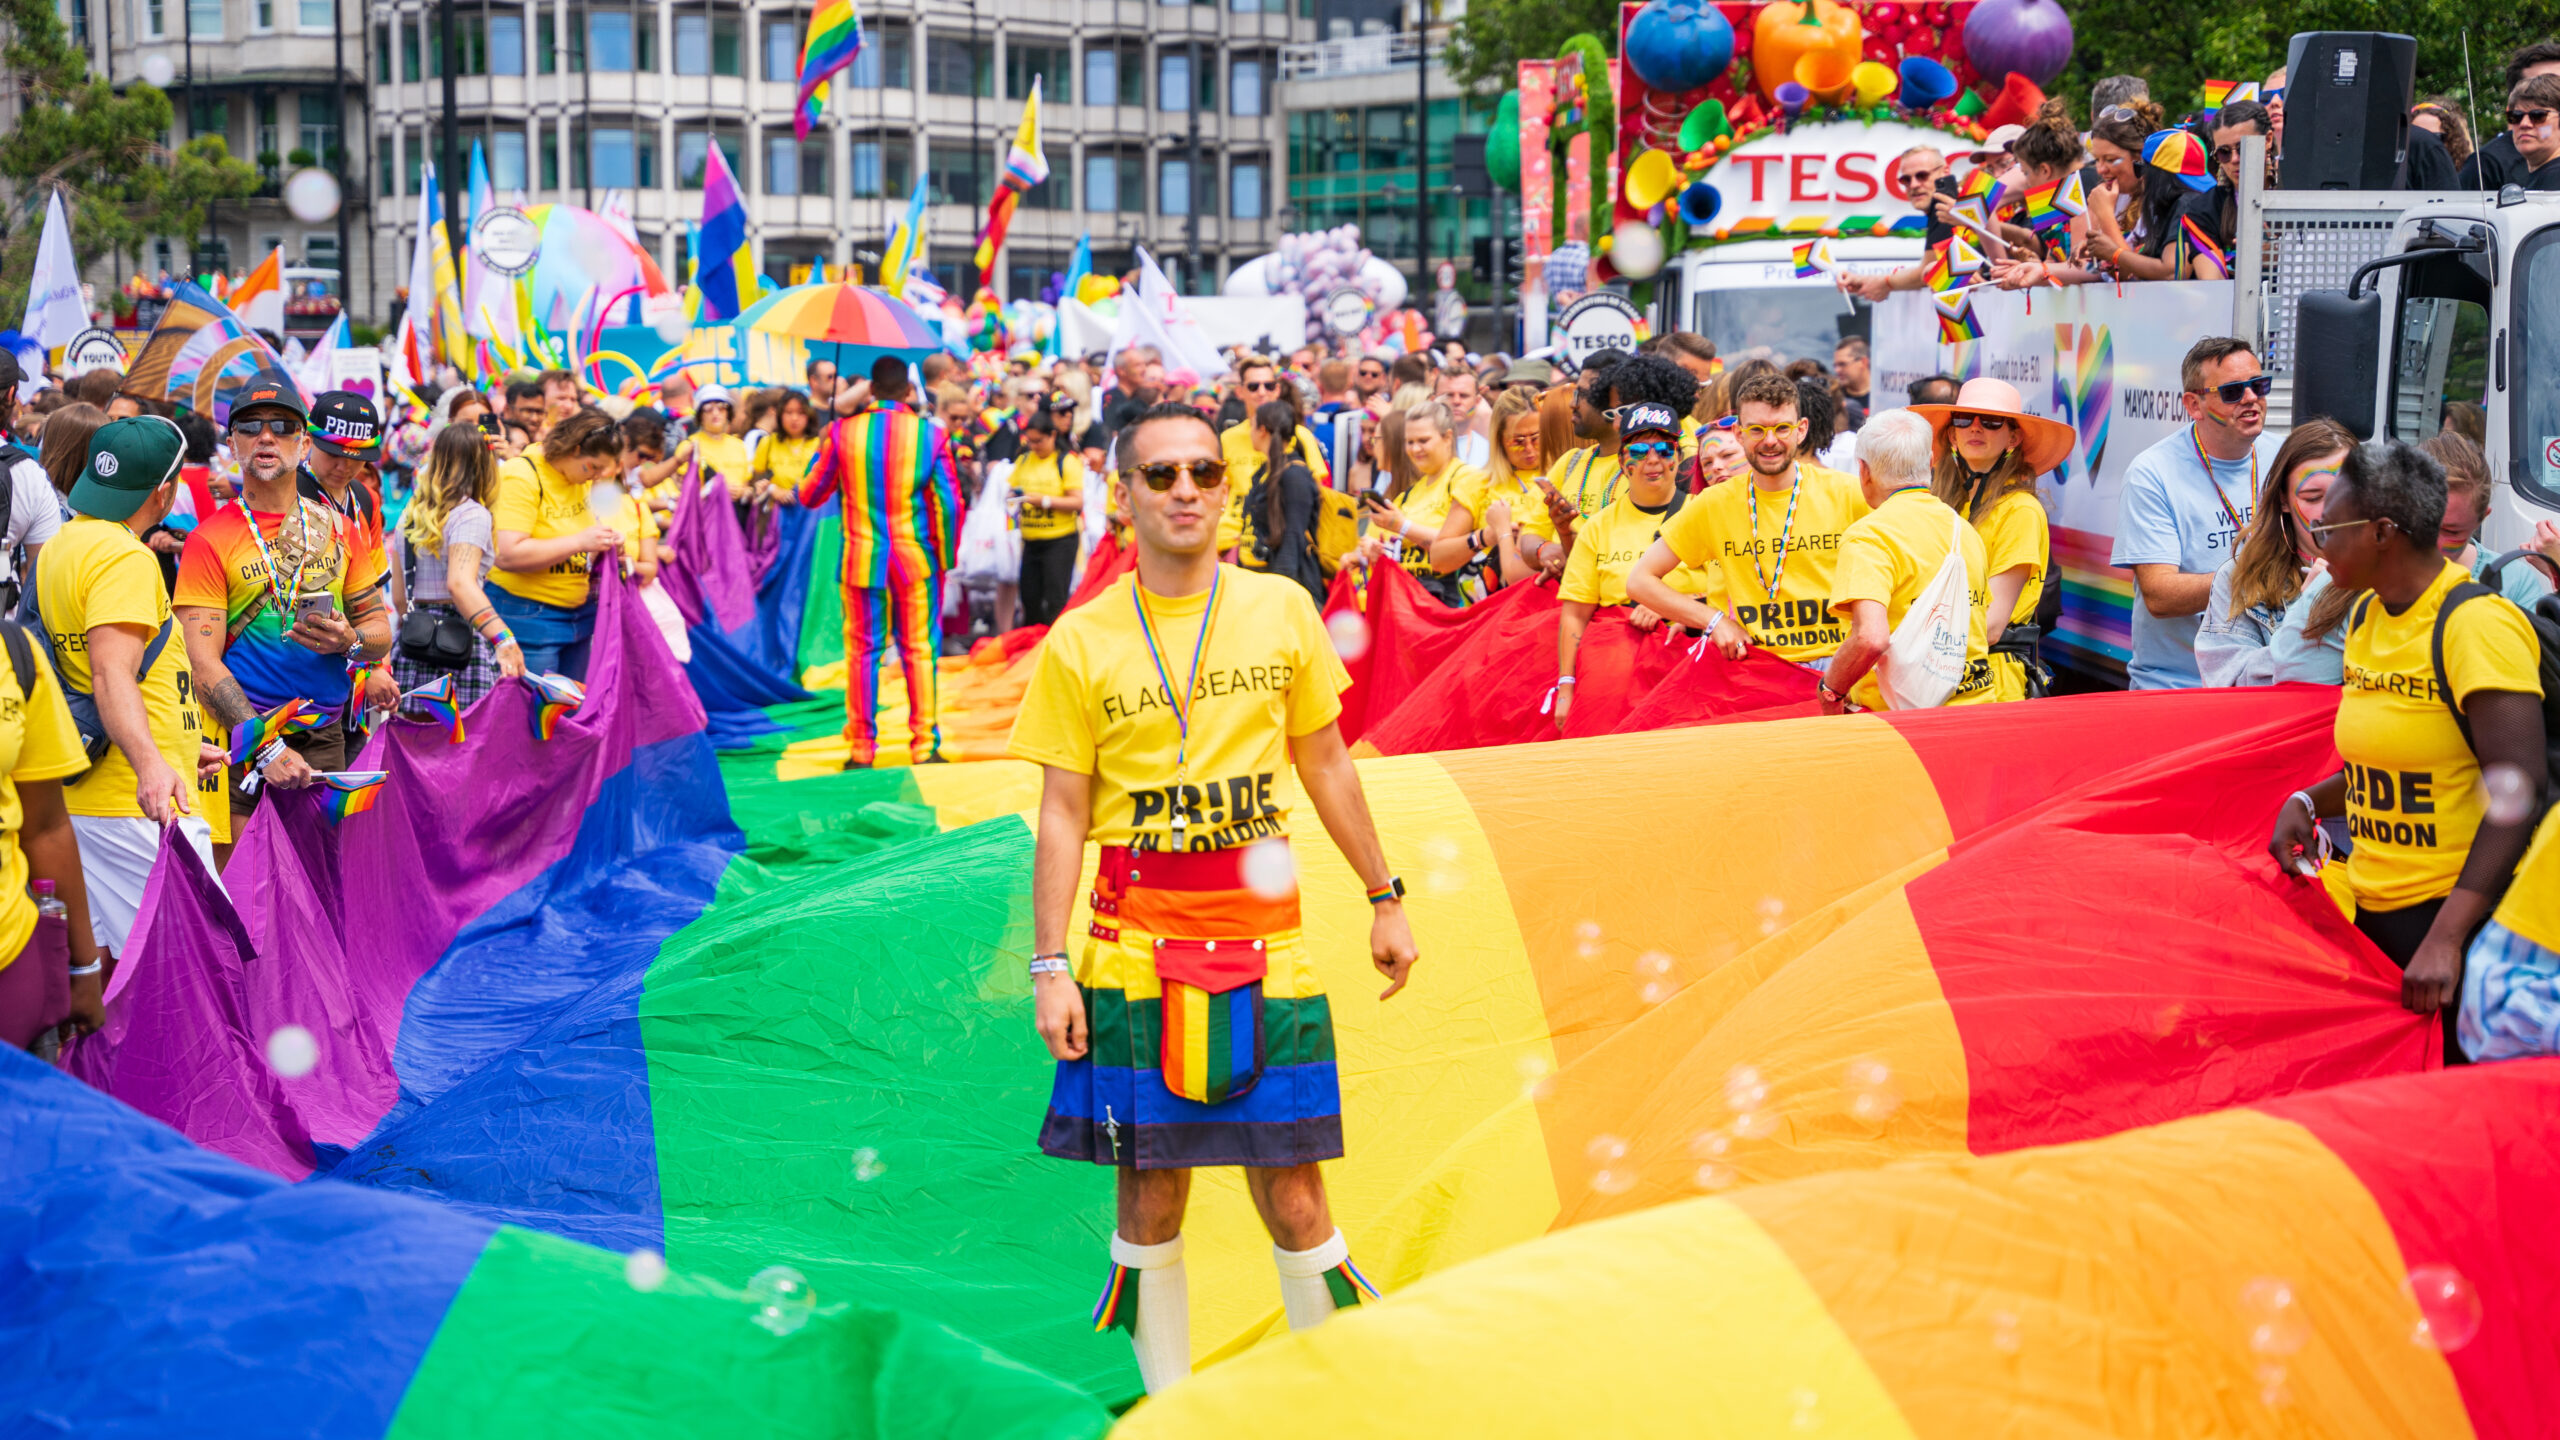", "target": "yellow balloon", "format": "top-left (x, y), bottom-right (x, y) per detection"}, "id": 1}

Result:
top-left (1852, 60), bottom-right (1899, 108)
top-left (1624, 148), bottom-right (1681, 211)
